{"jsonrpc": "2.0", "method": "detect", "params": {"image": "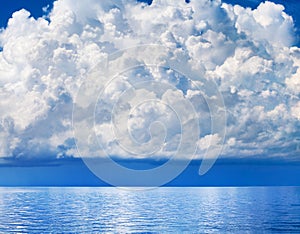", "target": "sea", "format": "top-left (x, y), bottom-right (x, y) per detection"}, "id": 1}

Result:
top-left (0, 187), bottom-right (299, 233)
